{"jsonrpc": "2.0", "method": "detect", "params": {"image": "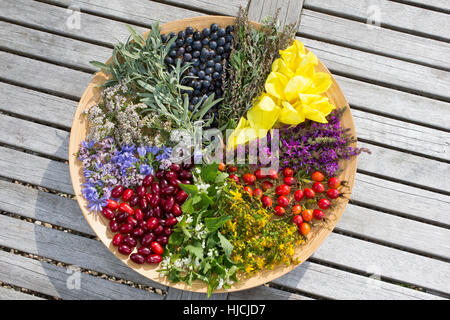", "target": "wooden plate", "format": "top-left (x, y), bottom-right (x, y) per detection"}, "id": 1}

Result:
top-left (68, 16), bottom-right (357, 294)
